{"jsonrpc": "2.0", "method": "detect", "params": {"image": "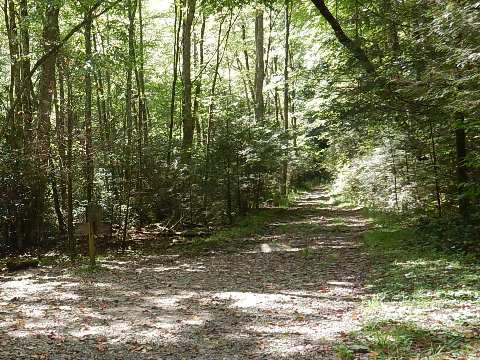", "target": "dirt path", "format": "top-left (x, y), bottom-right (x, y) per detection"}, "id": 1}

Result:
top-left (0, 189), bottom-right (371, 359)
